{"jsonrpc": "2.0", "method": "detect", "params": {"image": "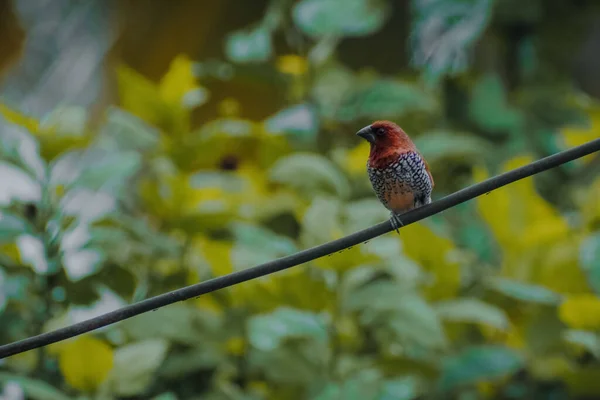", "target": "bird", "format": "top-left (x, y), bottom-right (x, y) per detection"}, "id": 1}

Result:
top-left (356, 120), bottom-right (434, 233)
